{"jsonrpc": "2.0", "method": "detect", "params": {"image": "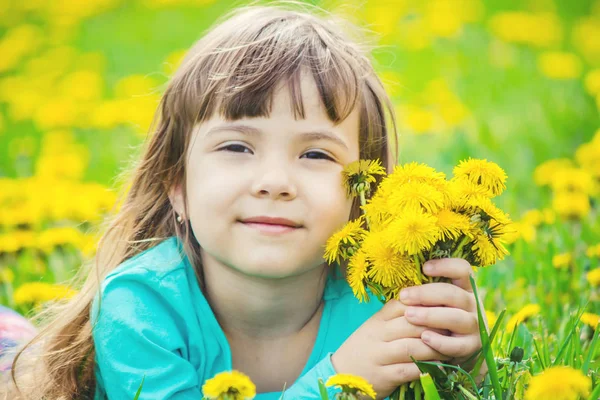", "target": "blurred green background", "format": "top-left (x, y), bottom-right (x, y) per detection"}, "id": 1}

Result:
top-left (0, 0), bottom-right (599, 361)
